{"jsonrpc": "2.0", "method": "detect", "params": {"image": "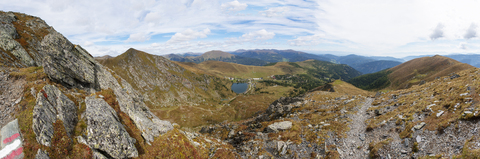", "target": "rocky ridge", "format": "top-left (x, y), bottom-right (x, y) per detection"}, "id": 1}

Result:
top-left (0, 11), bottom-right (182, 158)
